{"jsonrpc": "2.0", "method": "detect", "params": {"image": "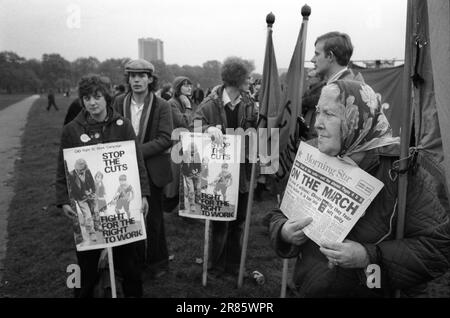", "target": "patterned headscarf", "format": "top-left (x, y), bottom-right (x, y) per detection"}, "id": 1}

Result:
top-left (322, 80), bottom-right (400, 158)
